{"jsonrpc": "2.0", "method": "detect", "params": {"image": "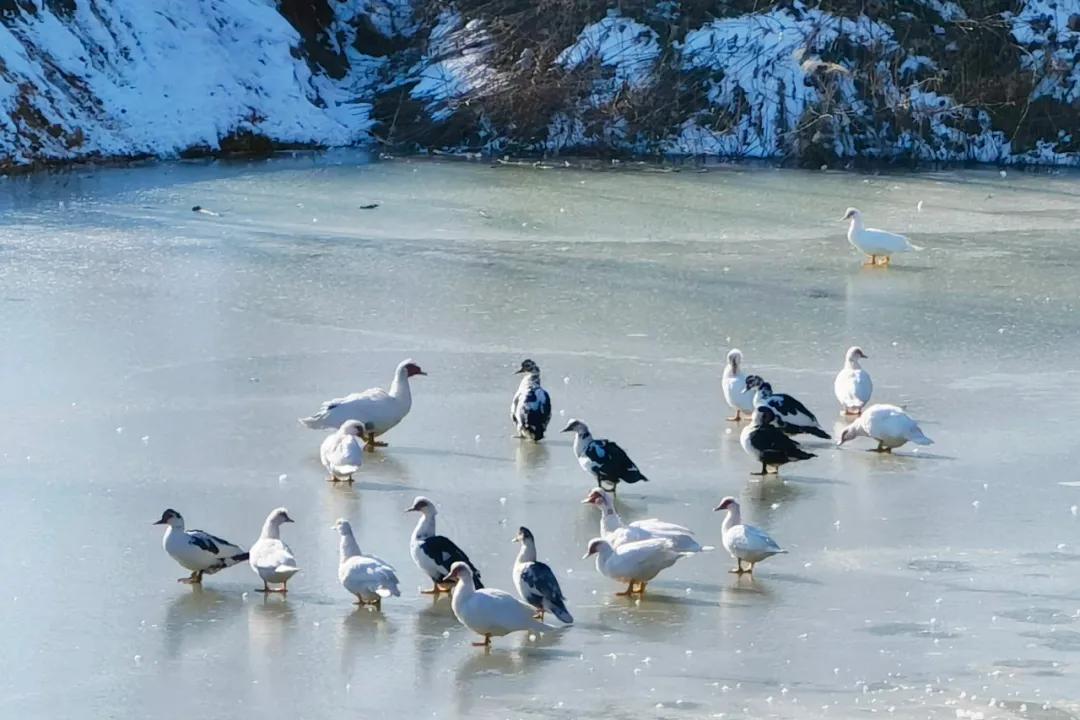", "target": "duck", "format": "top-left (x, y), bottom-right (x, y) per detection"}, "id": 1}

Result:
top-left (837, 403), bottom-right (933, 452)
top-left (740, 407), bottom-right (817, 475)
top-left (511, 359), bottom-right (552, 441)
top-left (406, 496), bottom-right (483, 594)
top-left (722, 348), bottom-right (755, 422)
top-left (299, 359), bottom-right (427, 450)
top-left (319, 420), bottom-right (366, 482)
top-left (584, 536), bottom-right (693, 596)
top-left (713, 497), bottom-right (786, 575)
top-left (833, 346), bottom-right (873, 415)
top-left (446, 561), bottom-right (552, 647)
top-left (512, 527), bottom-right (573, 623)
top-left (843, 208), bottom-right (922, 266)
top-left (743, 375), bottom-right (830, 439)
top-left (581, 488), bottom-right (709, 553)
top-left (562, 419), bottom-right (648, 492)
top-left (249, 508), bottom-right (301, 593)
top-left (332, 518), bottom-right (400, 608)
top-left (153, 509), bottom-right (248, 584)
